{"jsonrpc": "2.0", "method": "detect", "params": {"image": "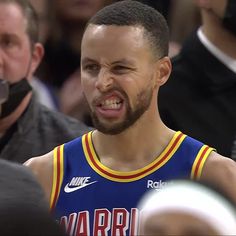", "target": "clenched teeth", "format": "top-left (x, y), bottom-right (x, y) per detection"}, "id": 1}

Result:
top-left (100, 99), bottom-right (122, 109)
